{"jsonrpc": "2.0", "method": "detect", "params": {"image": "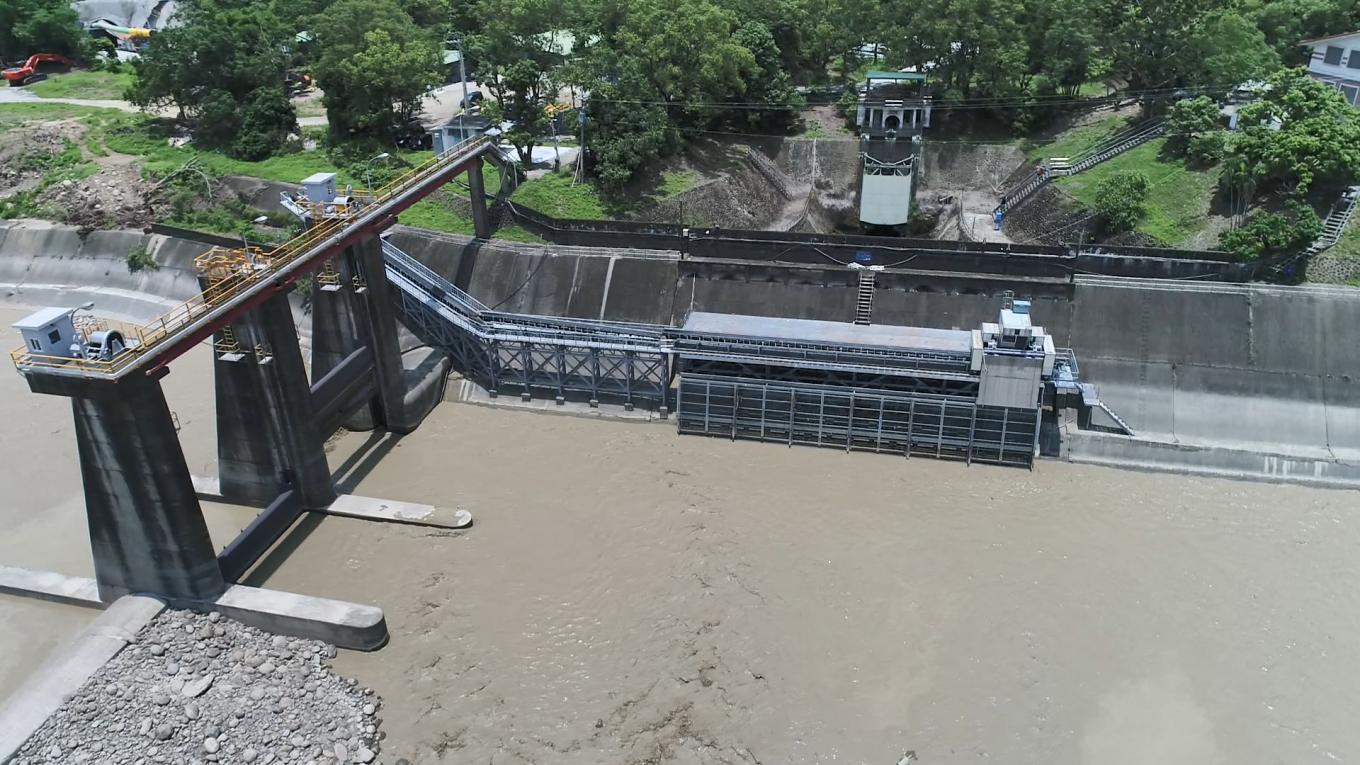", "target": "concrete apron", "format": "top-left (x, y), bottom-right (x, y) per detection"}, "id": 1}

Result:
top-left (191, 474), bottom-right (471, 529)
top-left (0, 566), bottom-right (387, 651)
top-left (1063, 424), bottom-right (1360, 490)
